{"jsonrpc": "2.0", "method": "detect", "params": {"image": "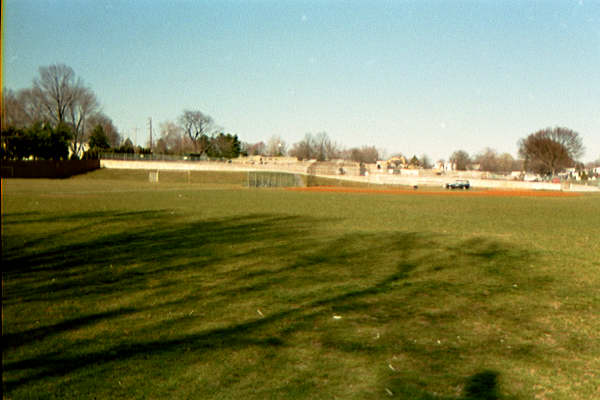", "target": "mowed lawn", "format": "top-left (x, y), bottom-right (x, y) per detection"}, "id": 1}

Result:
top-left (2, 170), bottom-right (599, 399)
